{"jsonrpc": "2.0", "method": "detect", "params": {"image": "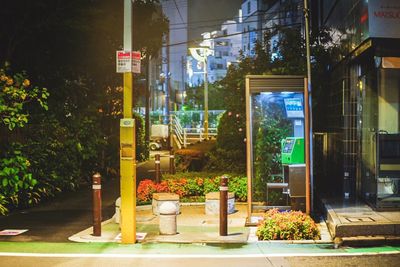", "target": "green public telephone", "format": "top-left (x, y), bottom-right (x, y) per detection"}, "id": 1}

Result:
top-left (281, 137), bottom-right (304, 164)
